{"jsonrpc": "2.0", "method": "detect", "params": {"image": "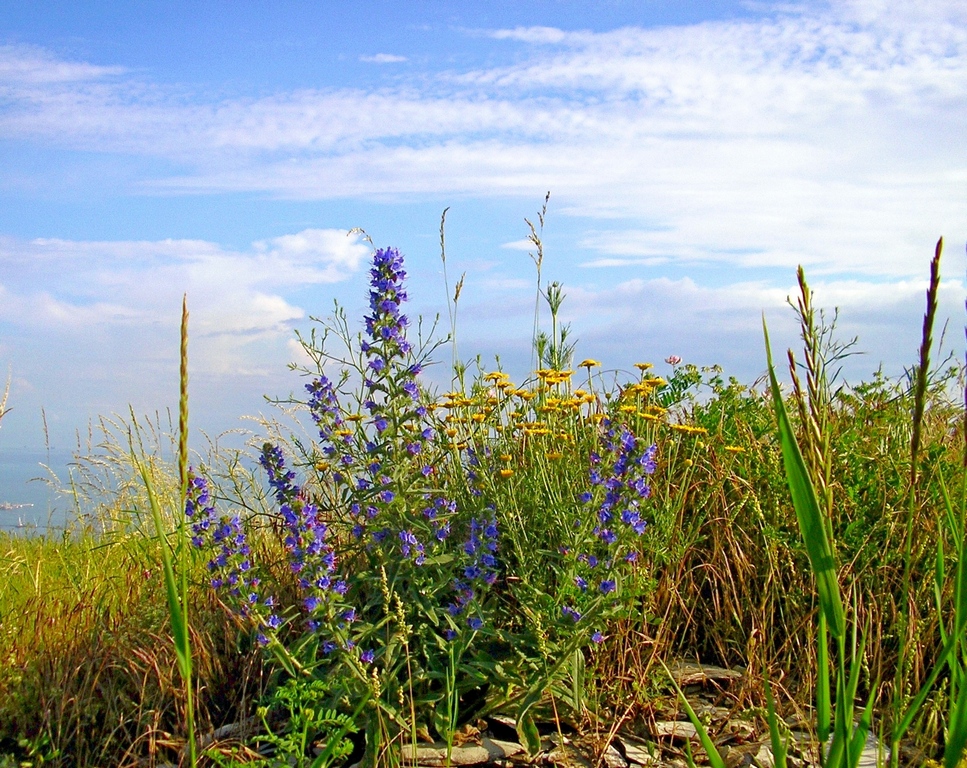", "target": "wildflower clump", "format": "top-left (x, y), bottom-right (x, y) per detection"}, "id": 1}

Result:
top-left (186, 244), bottom-right (672, 759)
